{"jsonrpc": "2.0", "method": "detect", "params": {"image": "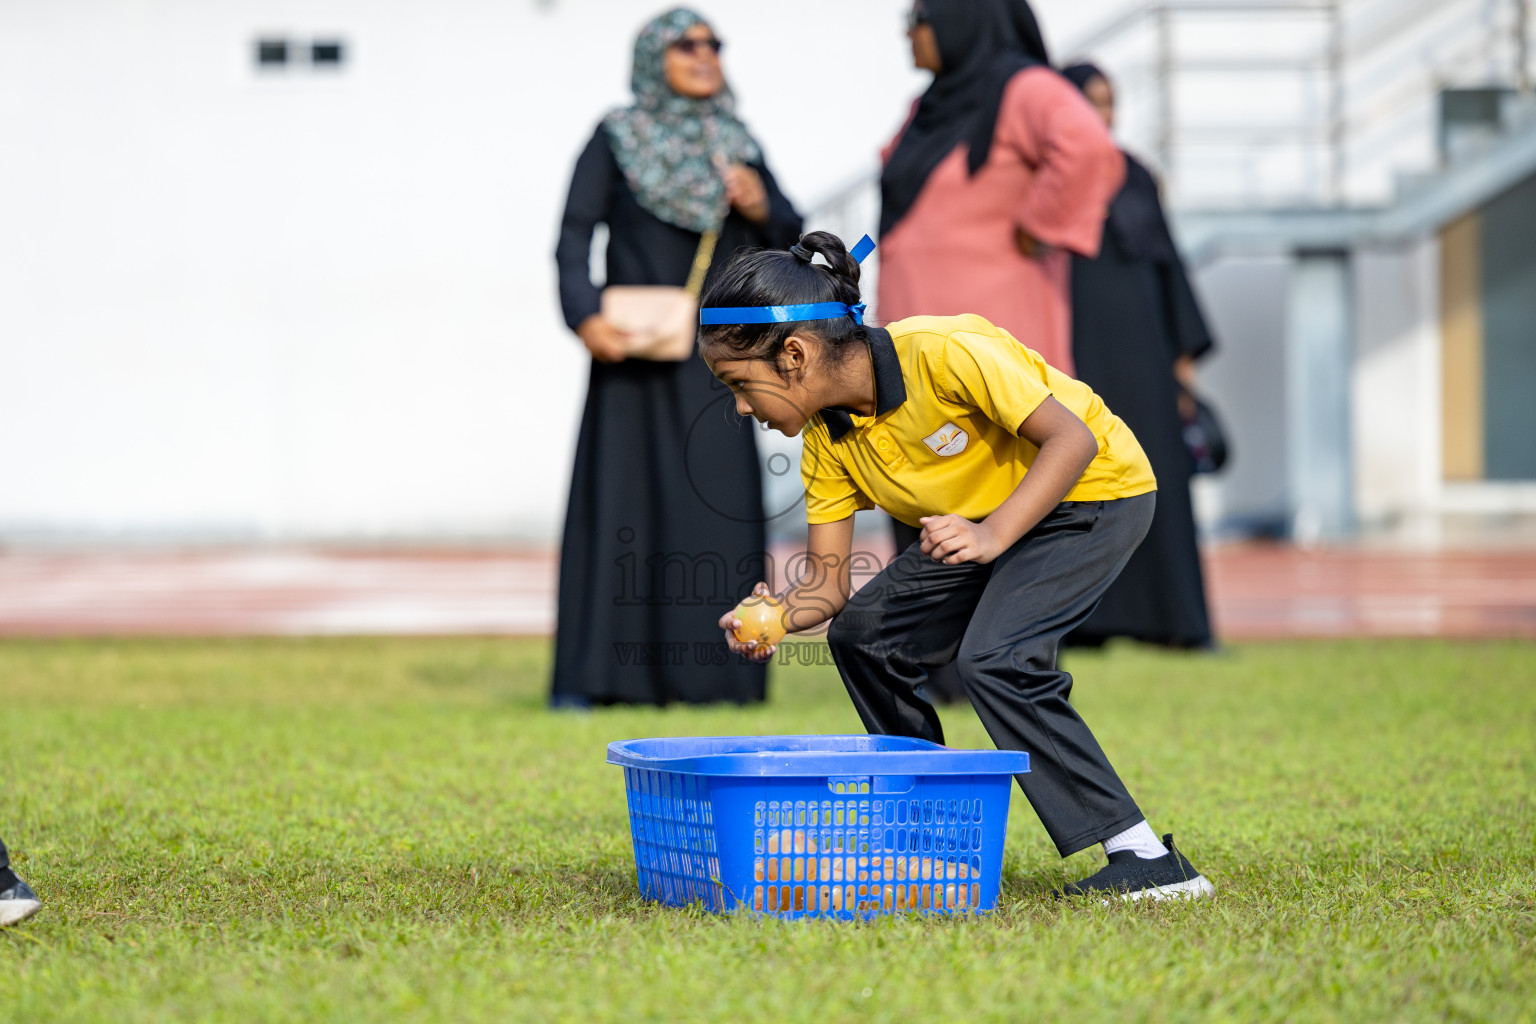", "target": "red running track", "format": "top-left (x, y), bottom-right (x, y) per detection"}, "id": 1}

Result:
top-left (0, 544), bottom-right (1531, 639)
top-left (1204, 544), bottom-right (1536, 639)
